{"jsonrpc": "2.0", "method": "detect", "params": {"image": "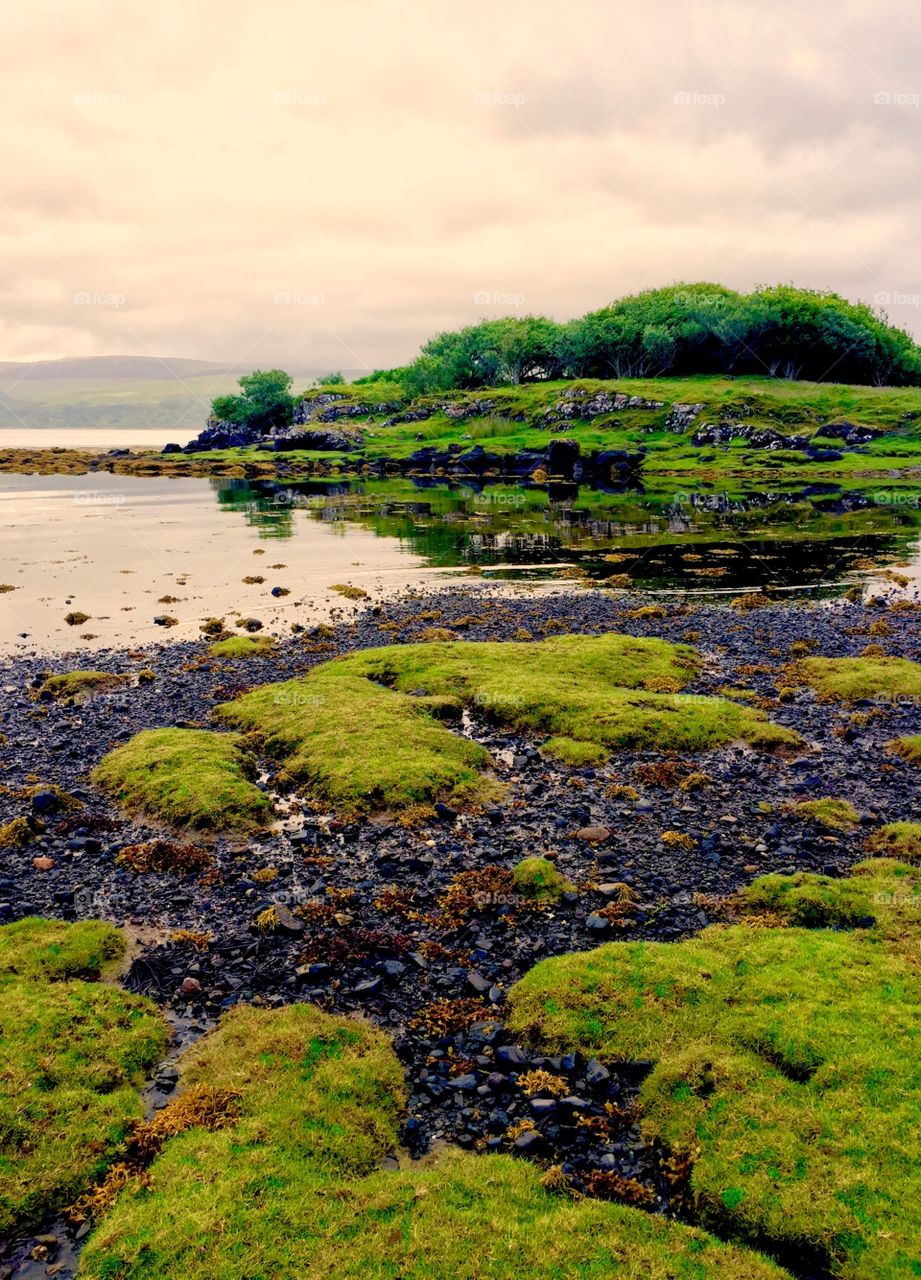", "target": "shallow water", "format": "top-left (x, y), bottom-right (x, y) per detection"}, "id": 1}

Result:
top-left (2, 471), bottom-right (920, 653)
